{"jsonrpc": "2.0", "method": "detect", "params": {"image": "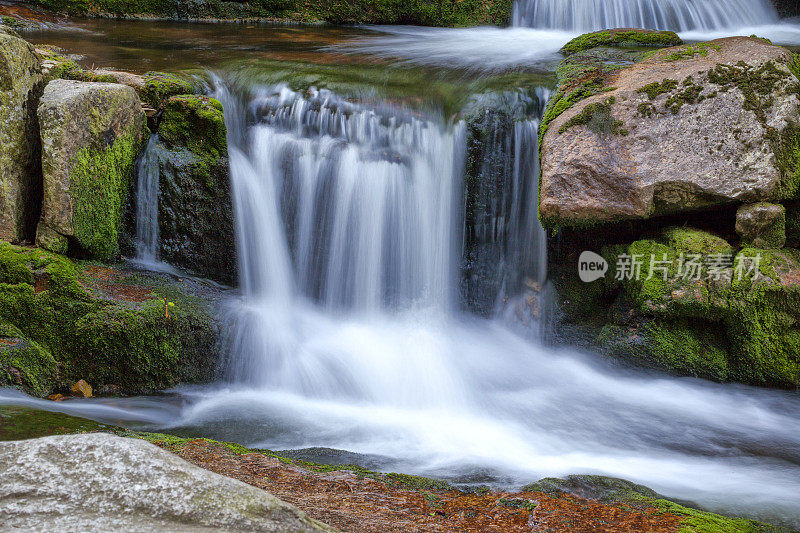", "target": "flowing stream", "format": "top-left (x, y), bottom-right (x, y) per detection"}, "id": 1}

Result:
top-left (4, 1), bottom-right (800, 527)
top-left (513, 0), bottom-right (780, 32)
